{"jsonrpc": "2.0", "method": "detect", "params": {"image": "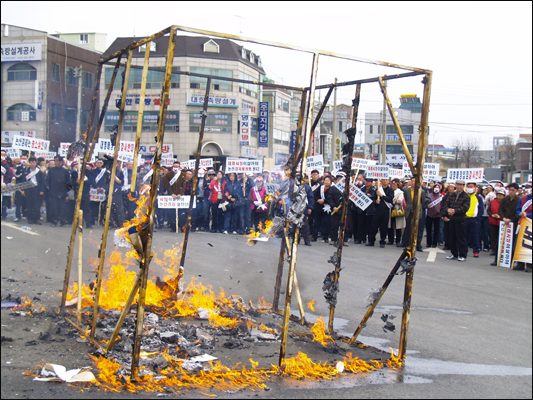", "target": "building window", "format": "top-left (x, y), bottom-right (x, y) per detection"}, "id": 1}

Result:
top-left (79, 34), bottom-right (89, 44)
top-left (51, 63), bottom-right (60, 82)
top-left (138, 42), bottom-right (156, 52)
top-left (277, 97), bottom-right (289, 113)
top-left (82, 71), bottom-right (94, 89)
top-left (203, 39), bottom-right (220, 53)
top-left (190, 67), bottom-right (232, 91)
top-left (241, 48), bottom-right (247, 58)
top-left (51, 103), bottom-right (61, 122)
top-left (290, 113), bottom-right (299, 123)
top-left (65, 66), bottom-right (77, 85)
top-left (7, 103), bottom-right (36, 121)
top-left (64, 107), bottom-right (77, 124)
top-left (238, 71), bottom-right (258, 98)
top-left (7, 63), bottom-right (37, 81)
top-left (257, 56), bottom-right (262, 68)
top-left (249, 52), bottom-right (255, 63)
top-left (105, 66), bottom-right (179, 89)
